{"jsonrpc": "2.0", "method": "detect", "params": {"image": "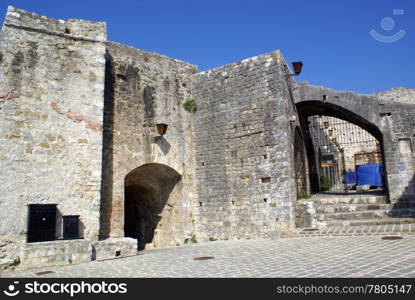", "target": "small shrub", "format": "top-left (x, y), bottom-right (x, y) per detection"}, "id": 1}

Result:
top-left (190, 235), bottom-right (198, 243)
top-left (320, 176), bottom-right (332, 192)
top-left (209, 237), bottom-right (218, 241)
top-left (183, 98), bottom-right (197, 112)
top-left (298, 193), bottom-right (311, 200)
